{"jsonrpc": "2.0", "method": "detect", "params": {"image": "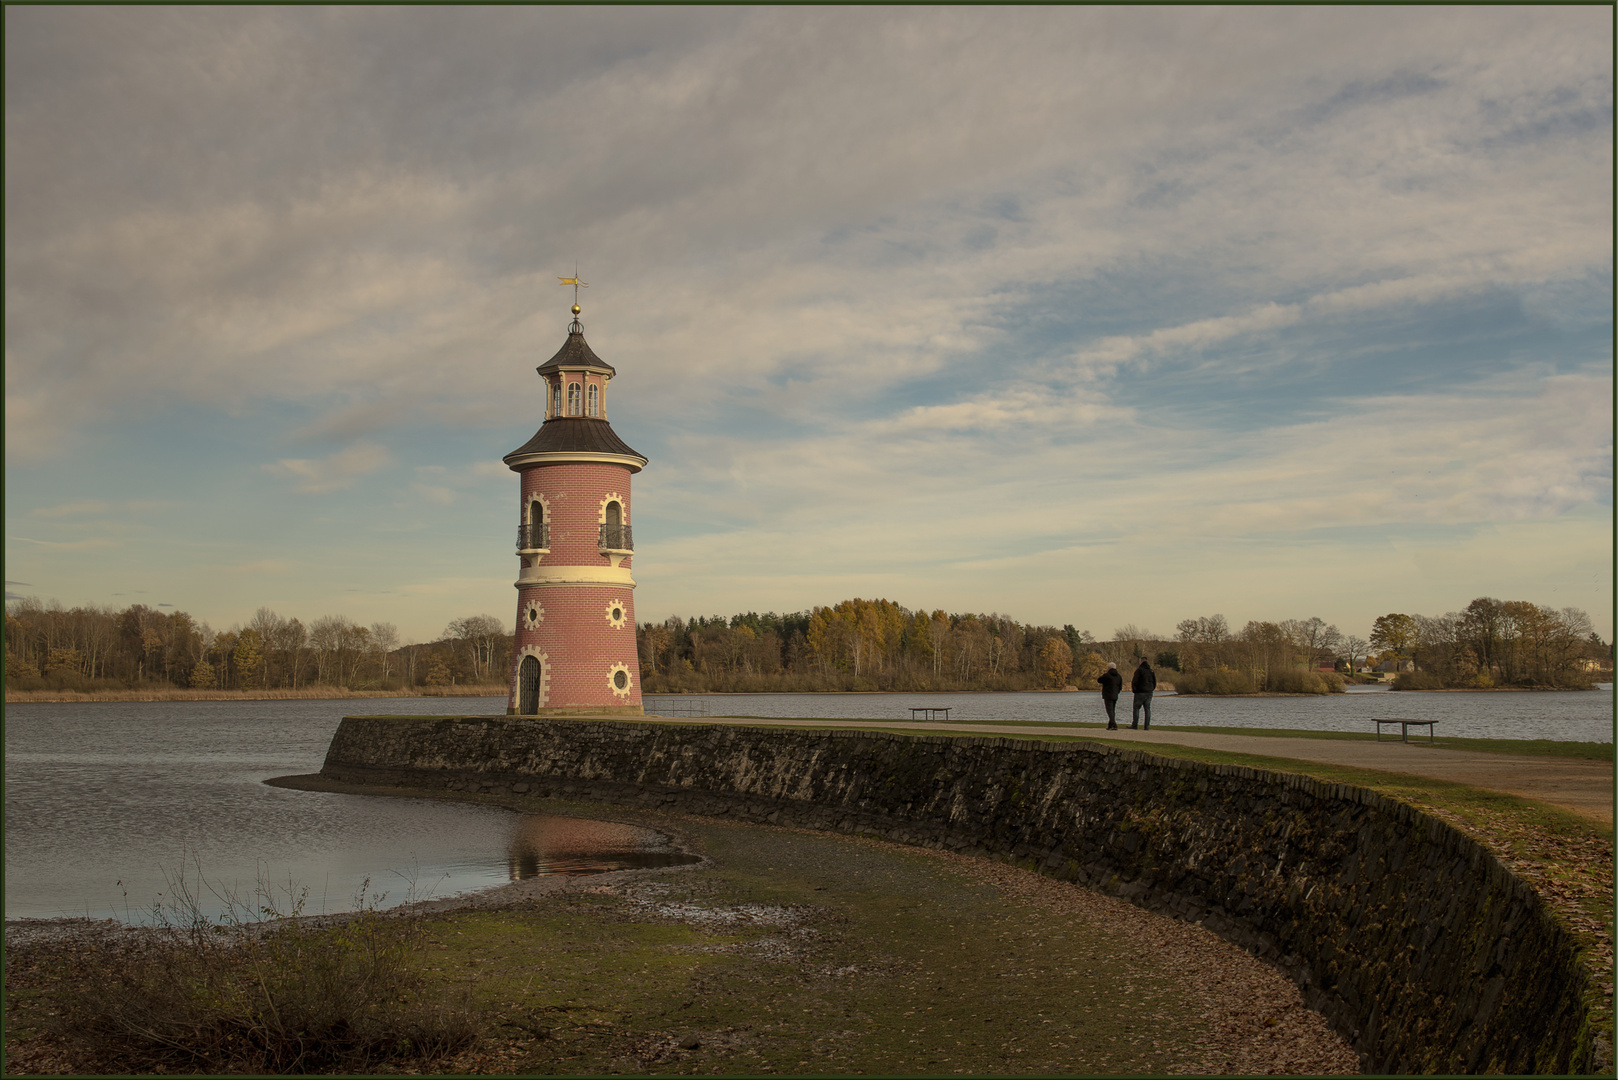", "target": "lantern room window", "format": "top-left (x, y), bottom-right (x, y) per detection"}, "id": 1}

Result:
top-left (587, 384), bottom-right (599, 417)
top-left (567, 382), bottom-right (582, 415)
